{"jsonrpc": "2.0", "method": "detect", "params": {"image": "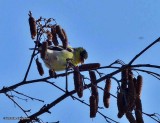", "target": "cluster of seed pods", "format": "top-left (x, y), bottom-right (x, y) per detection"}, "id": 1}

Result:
top-left (117, 66), bottom-right (143, 123)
